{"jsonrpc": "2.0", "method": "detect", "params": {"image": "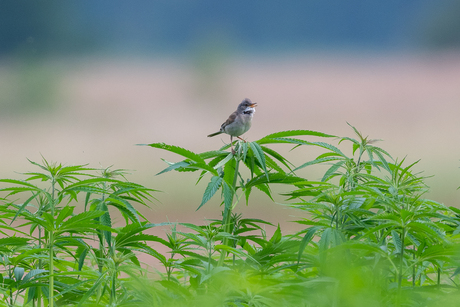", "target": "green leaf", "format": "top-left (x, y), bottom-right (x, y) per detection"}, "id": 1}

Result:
top-left (182, 162), bottom-right (219, 176)
top-left (249, 142), bottom-right (268, 180)
top-left (223, 157), bottom-right (236, 187)
top-left (222, 181), bottom-right (233, 212)
top-left (260, 146), bottom-right (292, 171)
top-left (57, 211), bottom-right (108, 234)
top-left (269, 224), bottom-right (282, 244)
top-left (144, 142), bottom-right (205, 163)
top-left (76, 273), bottom-right (107, 307)
top-left (294, 156), bottom-right (345, 172)
top-left (14, 267), bottom-right (25, 281)
top-left (259, 130), bottom-right (336, 140)
top-left (156, 161), bottom-right (190, 175)
top-left (298, 226), bottom-right (320, 265)
top-left (245, 173), bottom-right (306, 189)
top-left (10, 192), bottom-right (40, 225)
top-left (322, 161), bottom-right (345, 182)
top-left (319, 228), bottom-right (331, 251)
top-left (197, 176), bottom-right (223, 211)
top-left (213, 153), bottom-right (234, 170)
top-left (392, 230), bottom-right (402, 253)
